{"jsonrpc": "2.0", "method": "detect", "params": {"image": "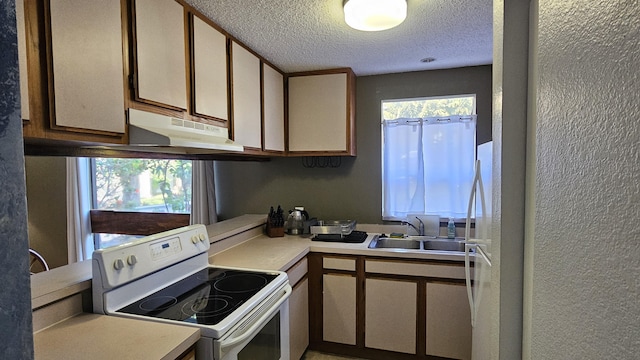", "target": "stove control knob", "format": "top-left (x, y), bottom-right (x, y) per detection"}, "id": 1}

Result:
top-left (199, 233), bottom-right (206, 242)
top-left (113, 258), bottom-right (125, 271)
top-left (127, 255), bottom-right (137, 266)
top-left (191, 235), bottom-right (199, 244)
